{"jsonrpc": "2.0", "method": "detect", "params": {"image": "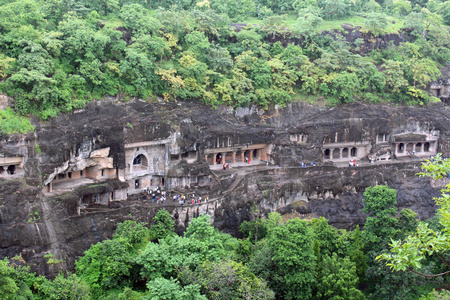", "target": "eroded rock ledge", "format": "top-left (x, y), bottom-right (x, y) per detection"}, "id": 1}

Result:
top-left (0, 100), bottom-right (449, 277)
